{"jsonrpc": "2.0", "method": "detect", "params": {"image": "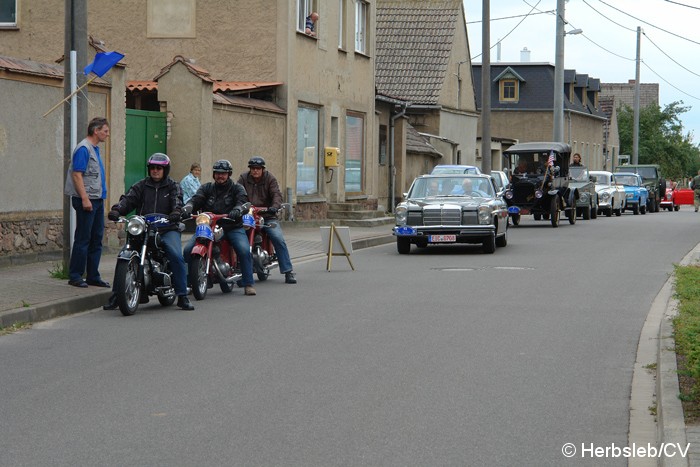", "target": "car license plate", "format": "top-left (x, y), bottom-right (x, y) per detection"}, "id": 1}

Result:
top-left (429, 234), bottom-right (456, 243)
